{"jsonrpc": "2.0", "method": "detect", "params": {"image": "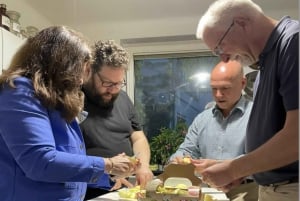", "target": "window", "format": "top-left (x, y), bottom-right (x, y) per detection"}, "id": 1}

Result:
top-left (133, 53), bottom-right (219, 141)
